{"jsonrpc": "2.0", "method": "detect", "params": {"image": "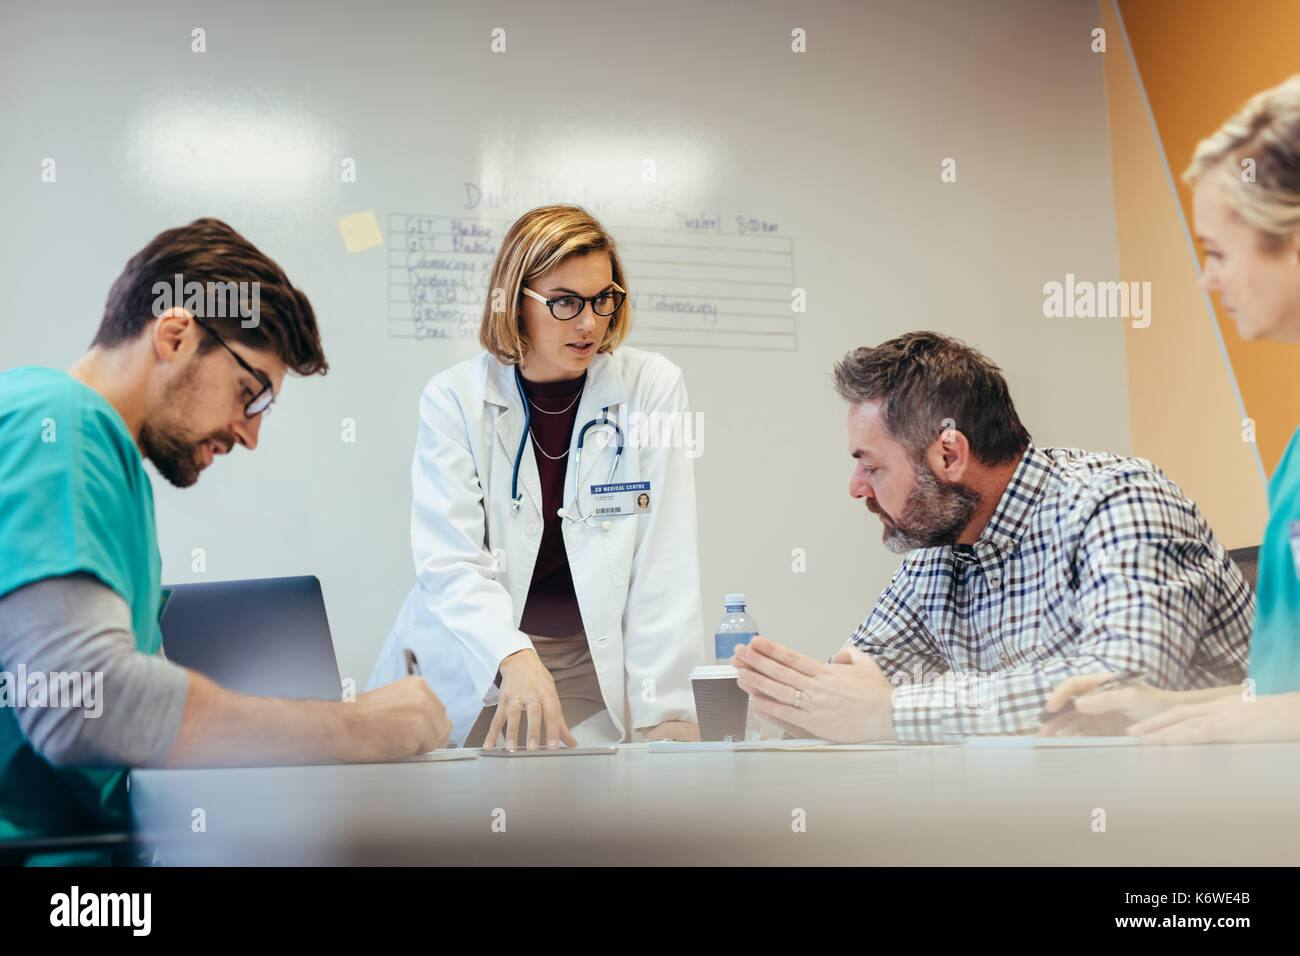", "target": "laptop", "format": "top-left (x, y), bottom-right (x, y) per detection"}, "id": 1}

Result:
top-left (159, 575), bottom-right (344, 702)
